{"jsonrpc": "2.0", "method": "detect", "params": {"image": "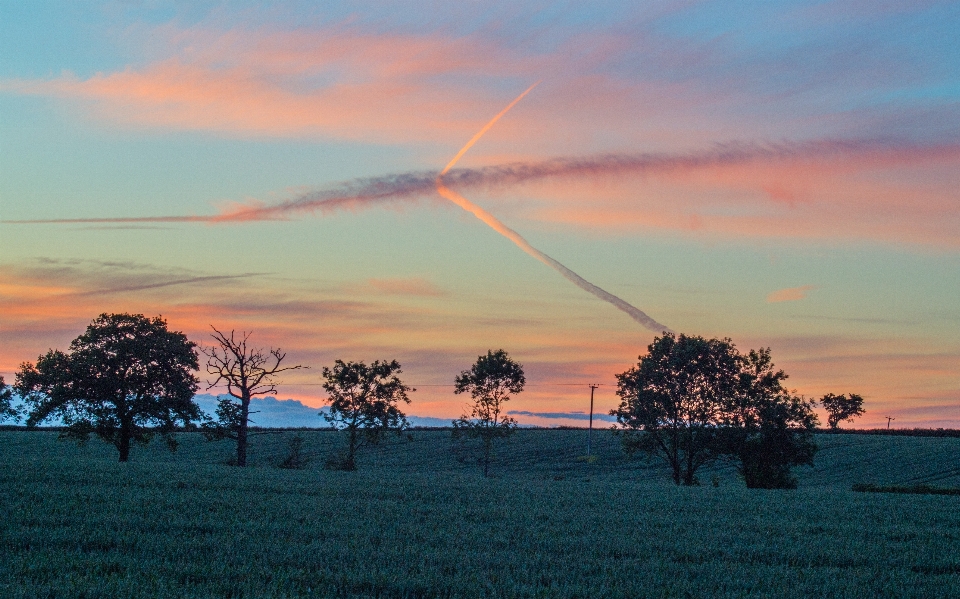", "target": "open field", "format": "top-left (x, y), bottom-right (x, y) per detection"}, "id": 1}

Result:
top-left (2, 429), bottom-right (959, 598)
